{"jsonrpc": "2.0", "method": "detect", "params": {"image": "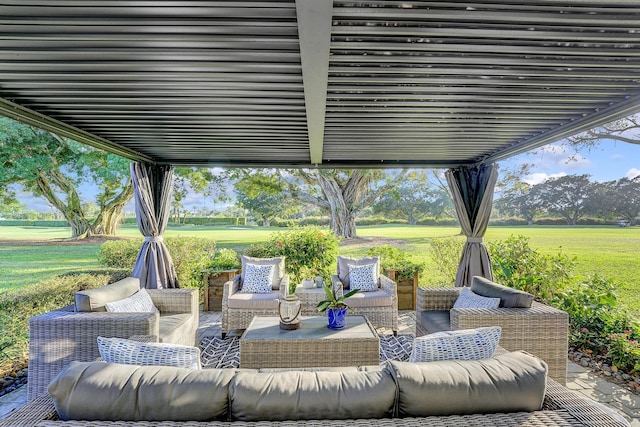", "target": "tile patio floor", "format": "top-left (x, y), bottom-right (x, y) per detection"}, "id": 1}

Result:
top-left (2, 308), bottom-right (639, 425)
